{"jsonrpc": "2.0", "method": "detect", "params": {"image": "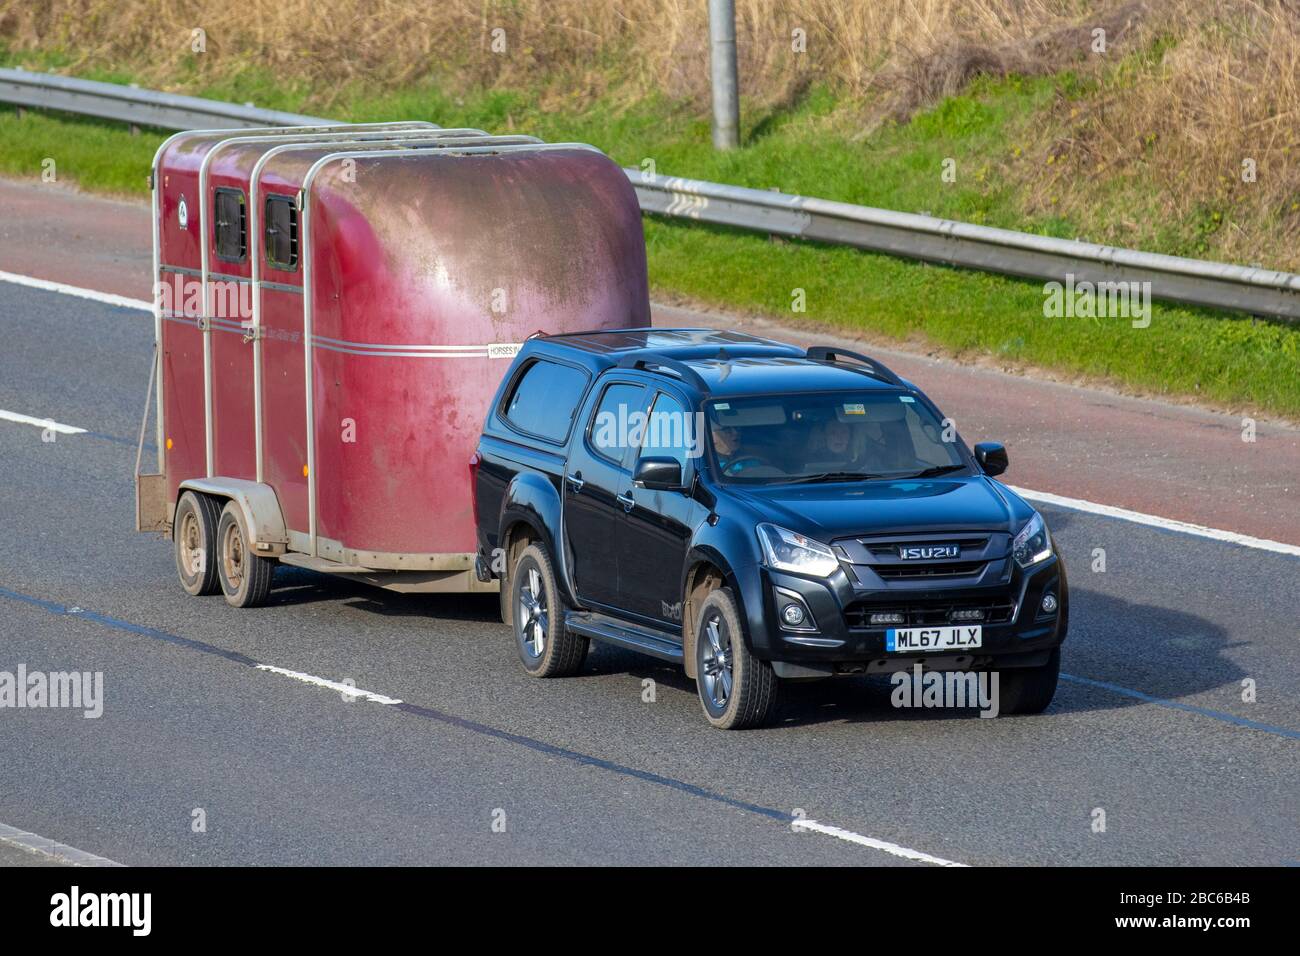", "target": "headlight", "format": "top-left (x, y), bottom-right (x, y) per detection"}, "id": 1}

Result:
top-left (757, 523), bottom-right (840, 577)
top-left (1012, 512), bottom-right (1053, 568)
